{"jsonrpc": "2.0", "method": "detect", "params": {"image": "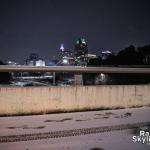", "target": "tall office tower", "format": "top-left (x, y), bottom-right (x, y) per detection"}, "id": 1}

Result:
top-left (74, 38), bottom-right (88, 58)
top-left (59, 43), bottom-right (65, 60)
top-left (74, 38), bottom-right (88, 66)
top-left (60, 43), bottom-right (64, 51)
top-left (58, 44), bottom-right (74, 65)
